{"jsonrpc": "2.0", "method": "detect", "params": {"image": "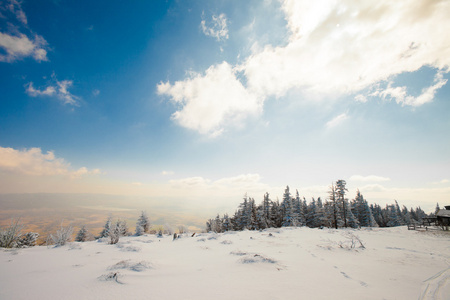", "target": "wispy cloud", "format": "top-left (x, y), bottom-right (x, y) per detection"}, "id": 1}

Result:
top-left (0, 146), bottom-right (101, 178)
top-left (201, 12), bottom-right (229, 41)
top-left (0, 0), bottom-right (48, 63)
top-left (161, 170), bottom-right (174, 176)
top-left (325, 113), bottom-right (348, 129)
top-left (432, 179), bottom-right (450, 185)
top-left (349, 175), bottom-right (391, 182)
top-left (6, 0), bottom-right (28, 25)
top-left (169, 173), bottom-right (270, 193)
top-left (374, 71), bottom-right (448, 106)
top-left (26, 74), bottom-right (80, 106)
top-left (159, 0), bottom-right (450, 135)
